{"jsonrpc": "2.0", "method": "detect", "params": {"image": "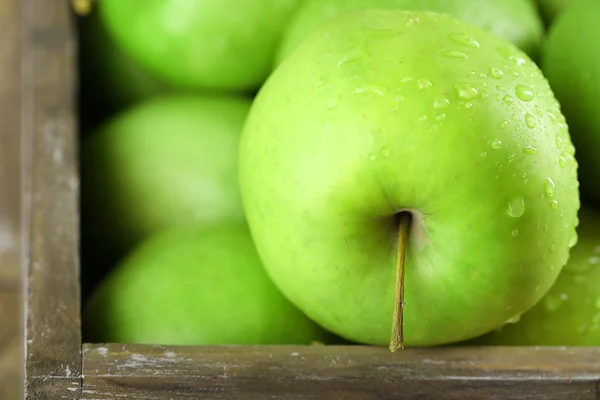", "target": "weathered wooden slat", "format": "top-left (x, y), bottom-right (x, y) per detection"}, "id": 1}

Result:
top-left (83, 343), bottom-right (600, 399)
top-left (23, 0), bottom-right (82, 399)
